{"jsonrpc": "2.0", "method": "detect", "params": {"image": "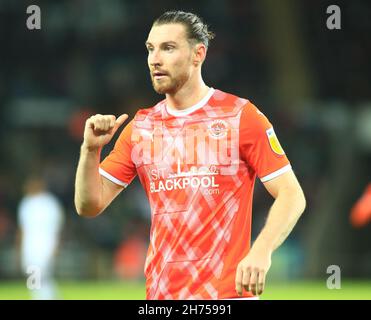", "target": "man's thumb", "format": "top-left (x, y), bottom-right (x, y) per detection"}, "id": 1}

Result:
top-left (115, 114), bottom-right (128, 128)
